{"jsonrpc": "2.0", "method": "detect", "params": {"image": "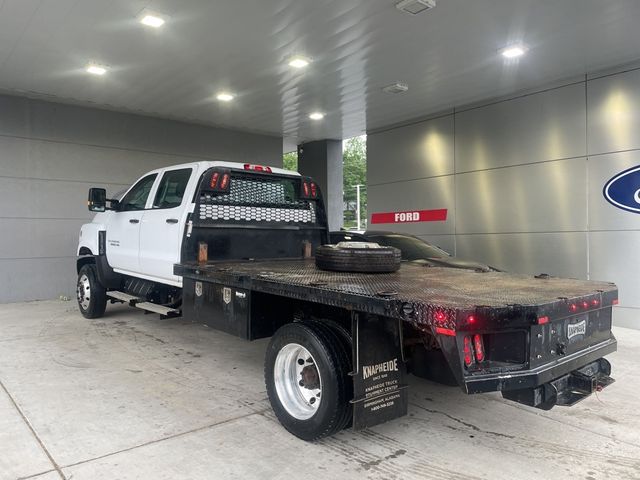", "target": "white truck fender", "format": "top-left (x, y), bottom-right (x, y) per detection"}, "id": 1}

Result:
top-left (77, 222), bottom-right (106, 256)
